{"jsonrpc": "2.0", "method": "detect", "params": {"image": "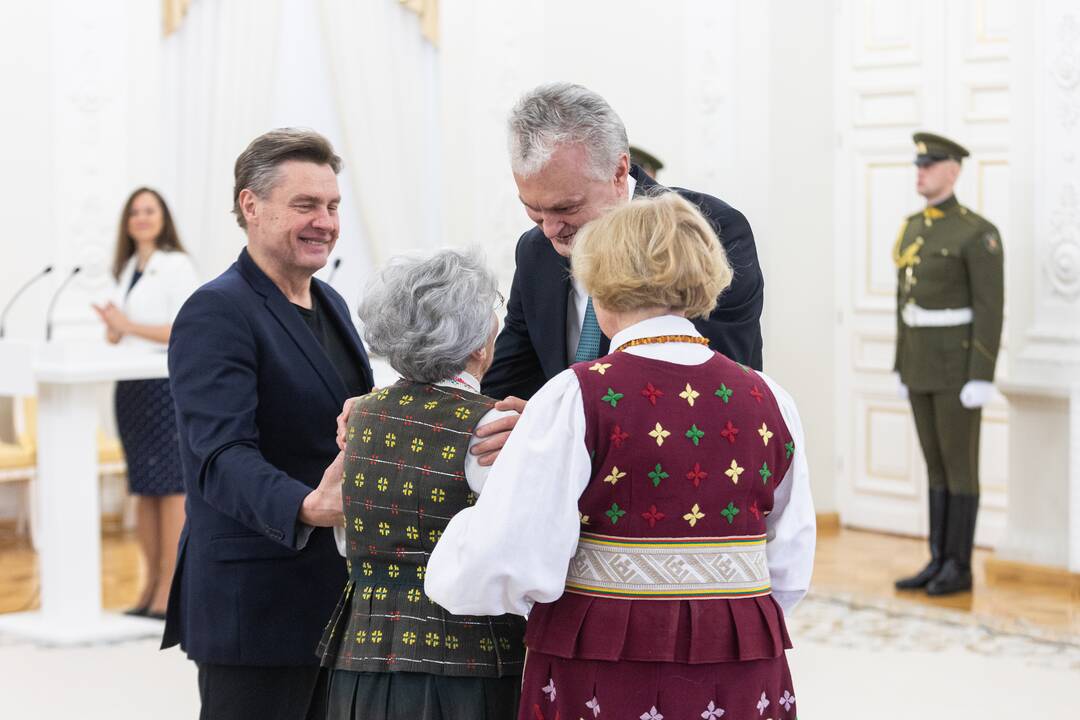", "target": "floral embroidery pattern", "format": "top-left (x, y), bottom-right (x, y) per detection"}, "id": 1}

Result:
top-left (756, 691), bottom-right (770, 715)
top-left (780, 690), bottom-right (795, 711)
top-left (759, 461), bottom-right (772, 484)
top-left (758, 422), bottom-right (773, 445)
top-left (542, 679), bottom-right (556, 702)
top-left (720, 420), bottom-right (739, 444)
top-left (685, 424), bottom-right (705, 446)
top-left (641, 706), bottom-right (664, 720)
top-left (398, 394), bottom-right (414, 406)
top-left (602, 388), bottom-right (624, 407)
top-left (589, 362), bottom-right (612, 375)
top-left (785, 440), bottom-right (795, 459)
top-left (686, 462), bottom-right (708, 487)
top-left (714, 384), bottom-right (733, 403)
top-left (680, 383), bottom-right (700, 406)
top-left (683, 503), bottom-right (705, 527)
top-left (586, 696), bottom-right (601, 717)
top-left (410, 437), bottom-right (424, 453)
top-left (606, 503), bottom-right (627, 524)
top-left (610, 425), bottom-right (630, 447)
top-left (579, 512), bottom-right (590, 526)
top-left (454, 406), bottom-right (472, 420)
top-left (749, 501), bottom-right (761, 520)
top-left (701, 701), bottom-right (725, 719)
top-left (648, 463), bottom-right (670, 487)
top-left (725, 459), bottom-right (744, 484)
top-left (721, 501), bottom-right (740, 524)
top-left (604, 466), bottom-right (628, 485)
top-left (384, 432), bottom-right (397, 448)
top-left (649, 423), bottom-right (671, 446)
top-left (750, 385), bottom-right (765, 403)
top-left (641, 383), bottom-right (664, 405)
top-left (642, 505), bottom-right (665, 527)
top-left (441, 445), bottom-right (457, 460)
